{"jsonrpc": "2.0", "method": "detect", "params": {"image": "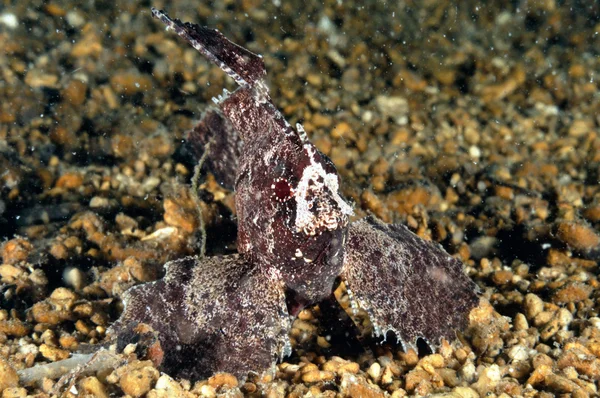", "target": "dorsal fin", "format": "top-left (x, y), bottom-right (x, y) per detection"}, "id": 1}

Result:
top-left (151, 8), bottom-right (266, 88)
